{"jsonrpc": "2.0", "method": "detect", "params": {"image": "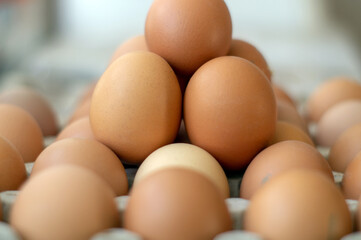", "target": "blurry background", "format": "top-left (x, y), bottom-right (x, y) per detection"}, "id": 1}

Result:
top-left (0, 0), bottom-right (360, 125)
